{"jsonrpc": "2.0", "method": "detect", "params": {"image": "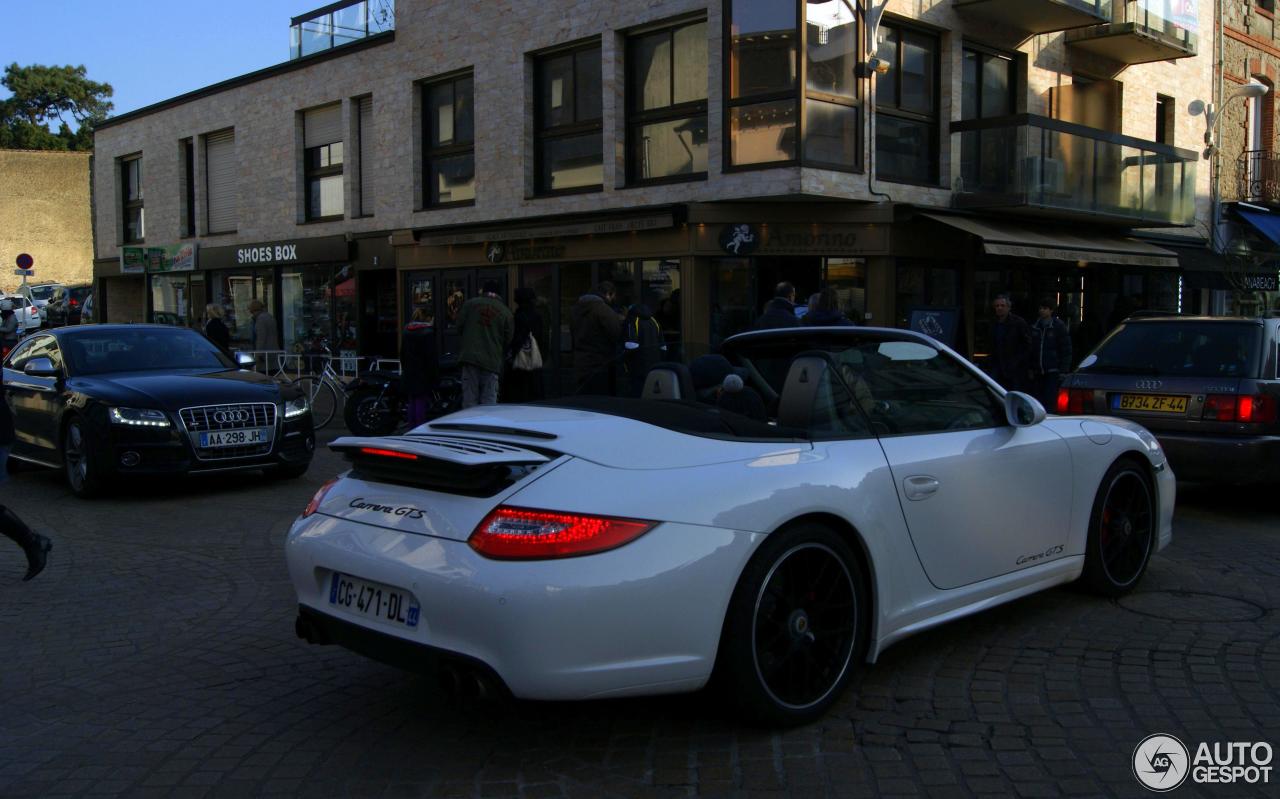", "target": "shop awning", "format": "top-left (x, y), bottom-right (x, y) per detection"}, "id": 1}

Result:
top-left (920, 213), bottom-right (1179, 268)
top-left (1235, 209), bottom-right (1280, 248)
